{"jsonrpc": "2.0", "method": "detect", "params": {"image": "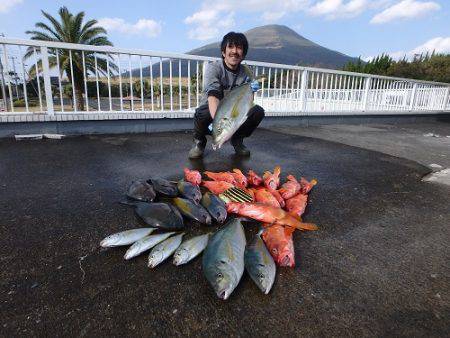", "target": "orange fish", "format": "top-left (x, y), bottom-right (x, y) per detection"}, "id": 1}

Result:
top-left (231, 169), bottom-right (247, 189)
top-left (247, 170), bottom-right (263, 186)
top-left (263, 166), bottom-right (281, 191)
top-left (285, 193), bottom-right (308, 218)
top-left (251, 187), bottom-right (280, 208)
top-left (262, 224), bottom-right (295, 267)
top-left (278, 174), bottom-right (301, 200)
top-left (300, 178), bottom-right (317, 194)
top-left (204, 171), bottom-right (237, 185)
top-left (226, 202), bottom-right (317, 231)
top-left (183, 168), bottom-right (201, 186)
top-left (269, 189), bottom-right (285, 208)
top-left (202, 181), bottom-right (234, 195)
